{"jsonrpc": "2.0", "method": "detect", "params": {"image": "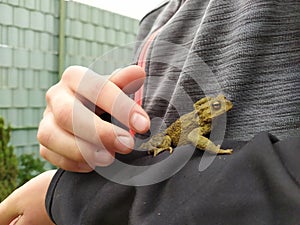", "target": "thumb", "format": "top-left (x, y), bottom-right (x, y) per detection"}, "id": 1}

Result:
top-left (109, 65), bottom-right (146, 94)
